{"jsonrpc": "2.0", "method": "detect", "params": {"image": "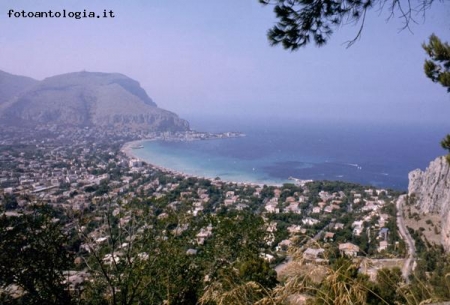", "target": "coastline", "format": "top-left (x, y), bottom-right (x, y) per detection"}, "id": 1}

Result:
top-left (120, 139), bottom-right (286, 187)
top-left (120, 139), bottom-right (149, 158)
